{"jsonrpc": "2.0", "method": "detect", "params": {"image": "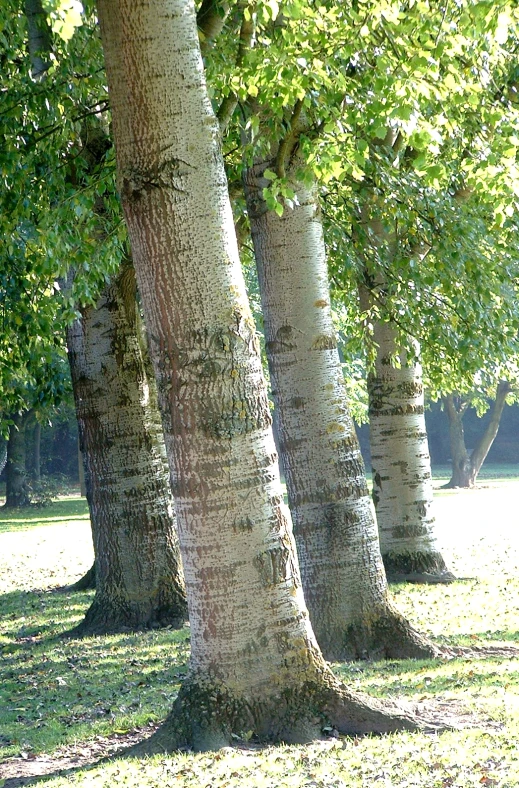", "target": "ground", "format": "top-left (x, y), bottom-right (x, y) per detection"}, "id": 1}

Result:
top-left (1, 477), bottom-right (519, 787)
